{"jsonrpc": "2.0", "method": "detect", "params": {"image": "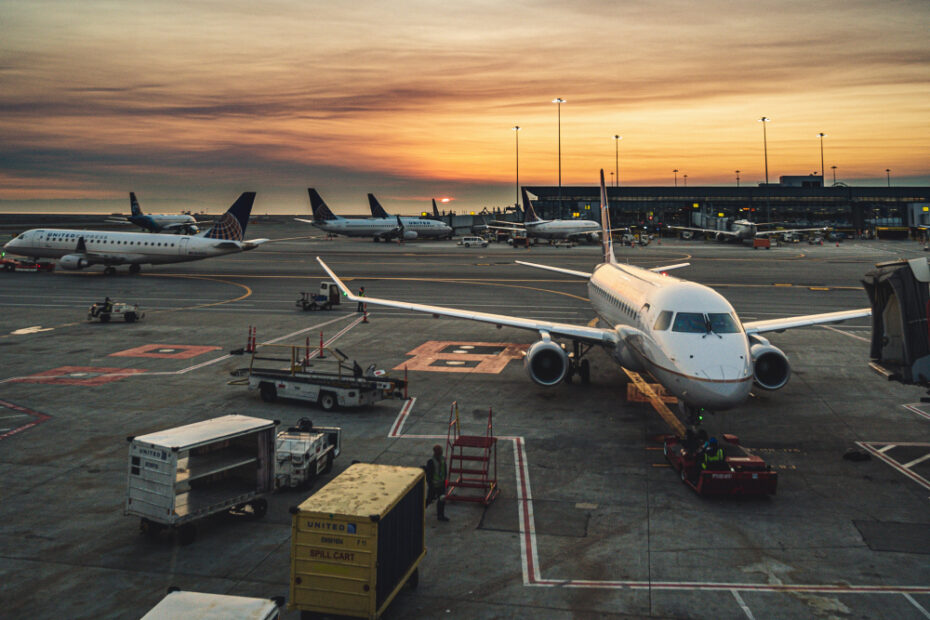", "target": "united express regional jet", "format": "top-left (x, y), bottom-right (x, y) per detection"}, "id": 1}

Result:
top-left (487, 188), bottom-right (601, 242)
top-left (105, 192), bottom-right (204, 234)
top-left (317, 172), bottom-right (870, 423)
top-left (3, 192), bottom-right (267, 275)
